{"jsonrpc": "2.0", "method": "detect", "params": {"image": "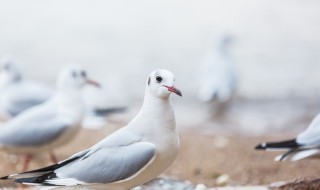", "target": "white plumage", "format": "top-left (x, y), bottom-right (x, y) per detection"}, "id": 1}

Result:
top-left (198, 35), bottom-right (237, 103)
top-left (256, 113), bottom-right (320, 161)
top-left (0, 64), bottom-right (99, 171)
top-left (0, 57), bottom-right (54, 119)
top-left (1, 69), bottom-right (182, 190)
